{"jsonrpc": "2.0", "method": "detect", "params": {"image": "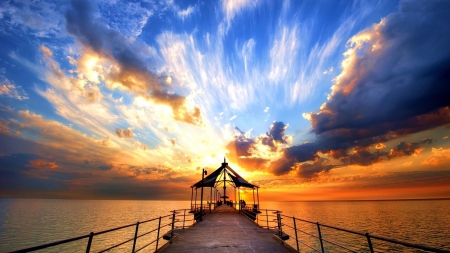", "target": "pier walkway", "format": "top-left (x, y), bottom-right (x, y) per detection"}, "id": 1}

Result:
top-left (160, 205), bottom-right (293, 253)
